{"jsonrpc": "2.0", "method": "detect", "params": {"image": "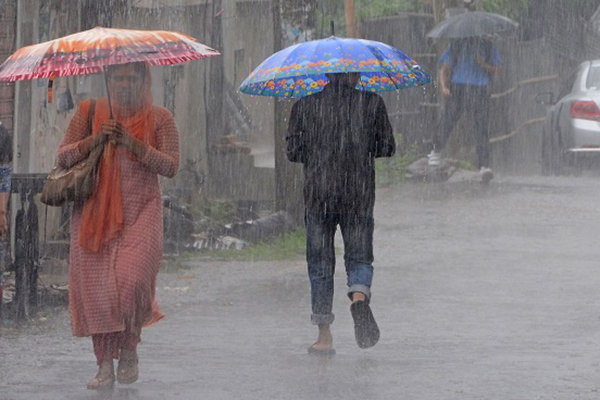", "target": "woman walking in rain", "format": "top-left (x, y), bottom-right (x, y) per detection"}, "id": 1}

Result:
top-left (56, 61), bottom-right (179, 389)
